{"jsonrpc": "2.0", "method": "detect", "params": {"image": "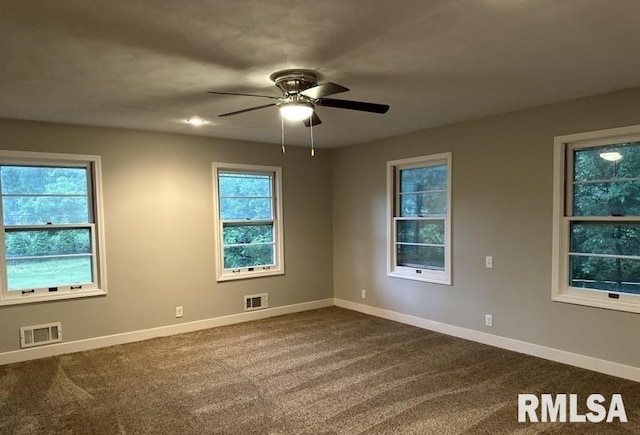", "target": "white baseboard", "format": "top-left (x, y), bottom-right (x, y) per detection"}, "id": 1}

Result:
top-left (5, 297), bottom-right (639, 383)
top-left (0, 299), bottom-right (334, 366)
top-left (334, 298), bottom-right (640, 383)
